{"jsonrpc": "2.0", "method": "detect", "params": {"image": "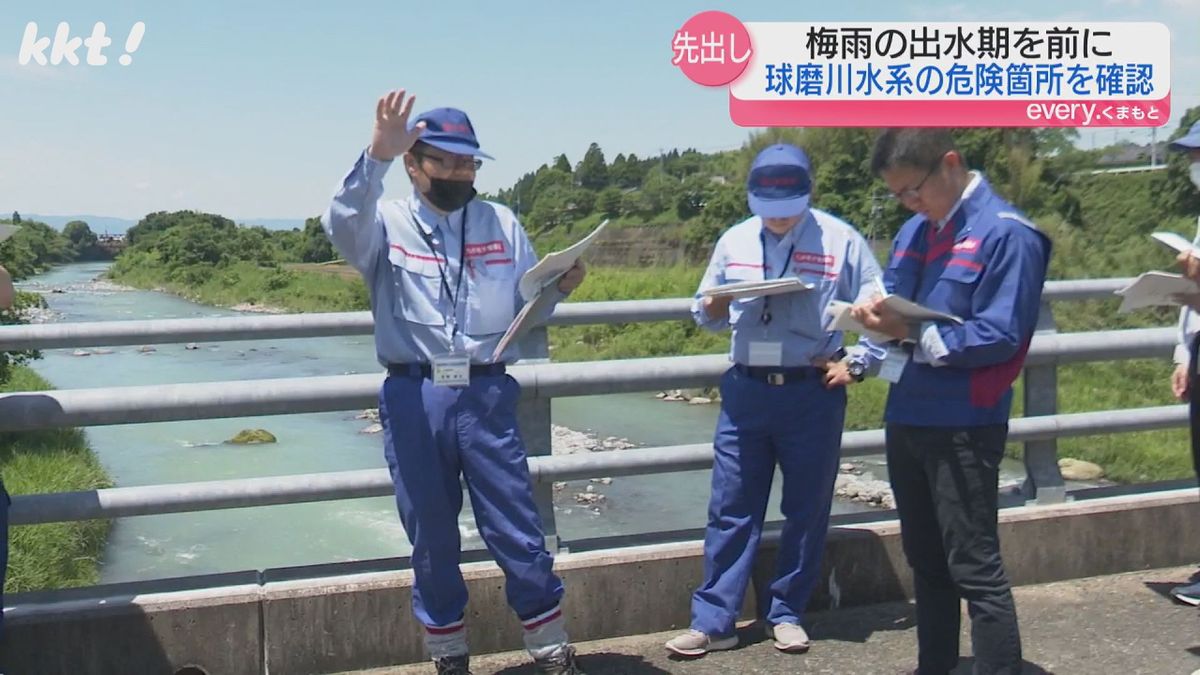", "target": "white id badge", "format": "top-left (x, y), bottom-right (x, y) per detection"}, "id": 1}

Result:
top-left (432, 353), bottom-right (471, 388)
top-left (748, 341), bottom-right (783, 367)
top-left (878, 347), bottom-right (910, 384)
